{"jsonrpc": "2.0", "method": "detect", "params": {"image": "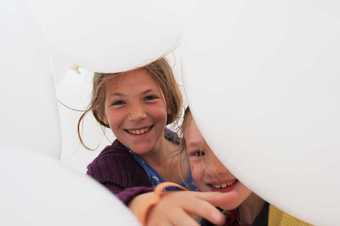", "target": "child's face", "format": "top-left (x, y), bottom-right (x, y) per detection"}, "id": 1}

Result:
top-left (184, 114), bottom-right (251, 209)
top-left (103, 68), bottom-right (168, 155)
